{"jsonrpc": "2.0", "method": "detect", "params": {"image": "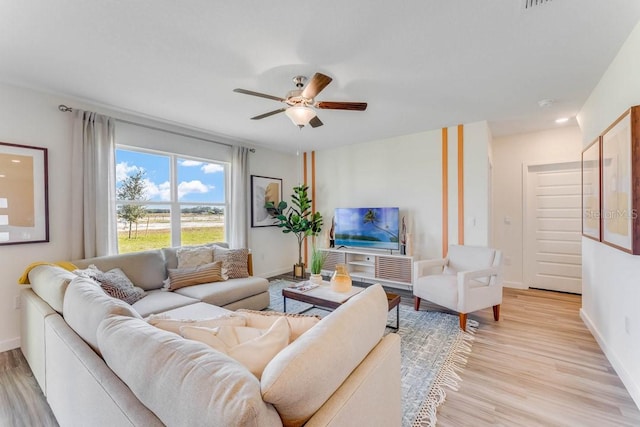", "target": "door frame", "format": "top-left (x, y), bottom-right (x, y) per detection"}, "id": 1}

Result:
top-left (522, 160), bottom-right (582, 291)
